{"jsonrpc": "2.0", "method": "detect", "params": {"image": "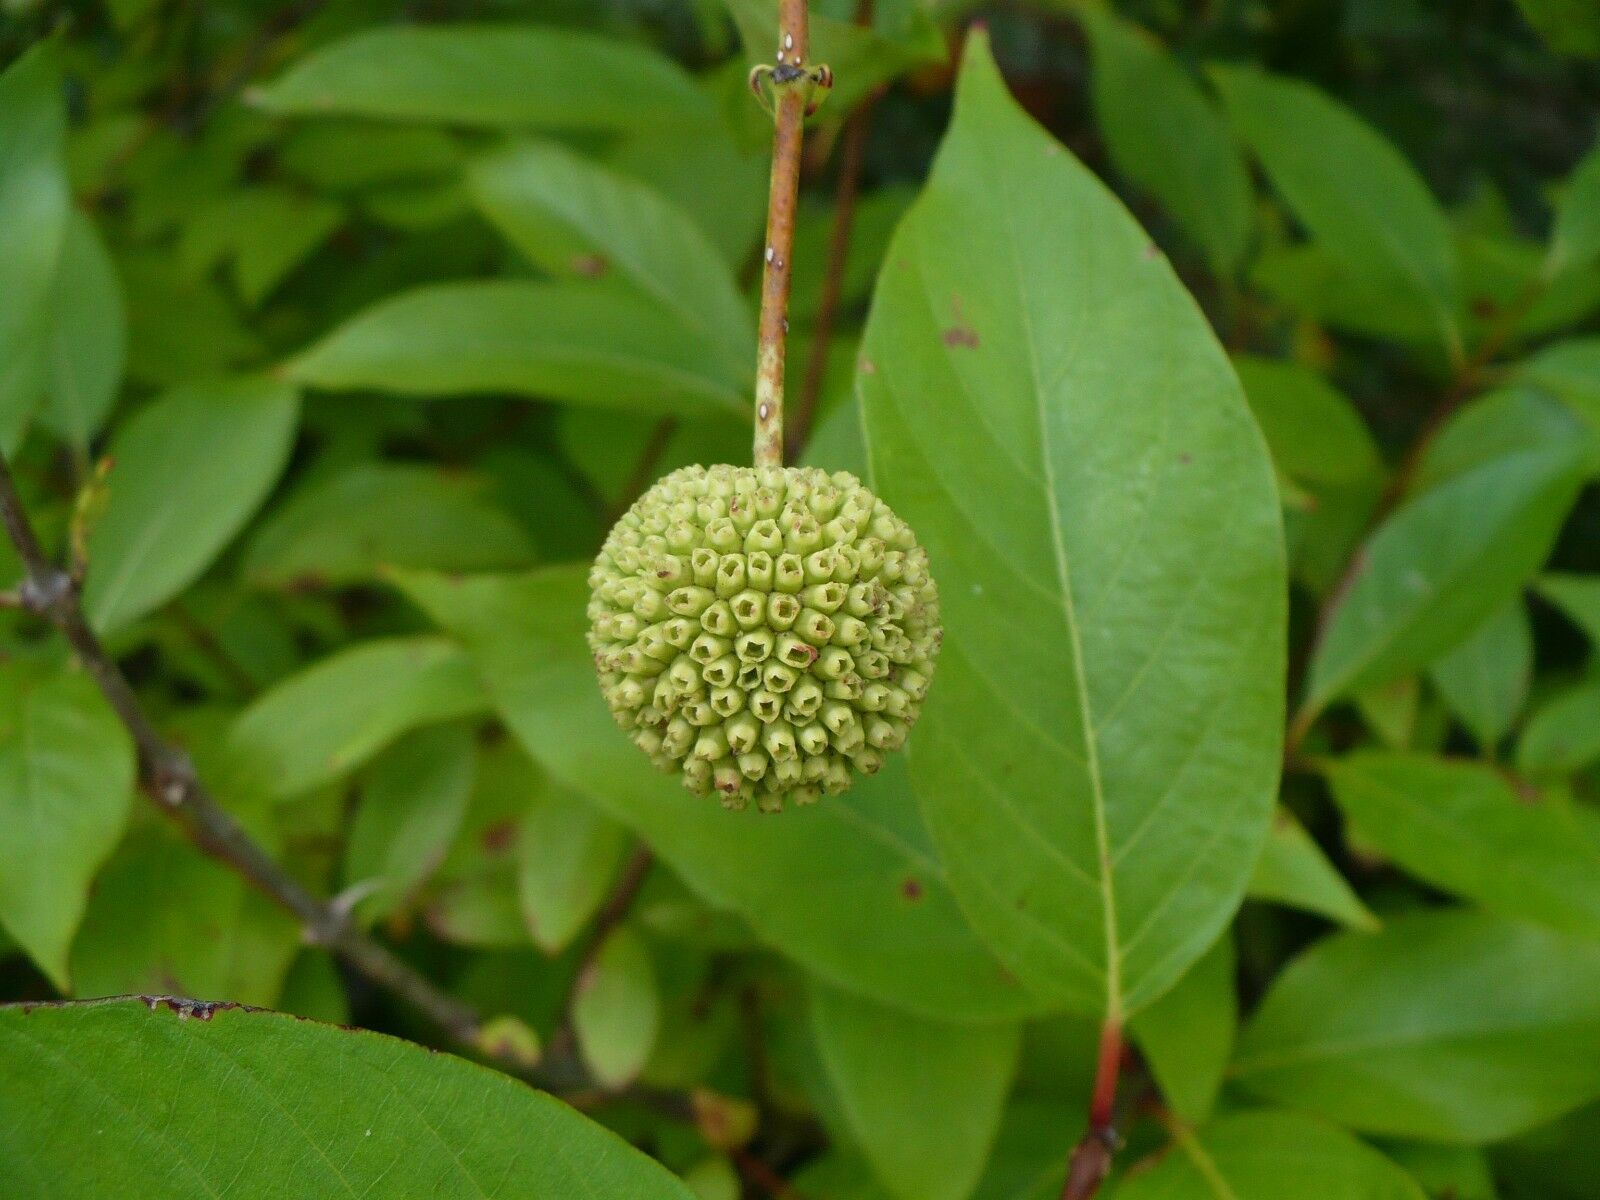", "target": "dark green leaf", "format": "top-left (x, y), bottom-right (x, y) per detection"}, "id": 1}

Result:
top-left (859, 34), bottom-right (1285, 1018)
top-left (1212, 66), bottom-right (1461, 358)
top-left (1111, 1110), bottom-right (1425, 1200)
top-left (1536, 572), bottom-right (1600, 645)
top-left (1325, 753), bottom-right (1600, 936)
top-left (1517, 679), bottom-right (1600, 775)
top-left (811, 981), bottom-right (1020, 1200)
top-left (1548, 140), bottom-right (1600, 276)
top-left (1303, 444), bottom-right (1586, 714)
top-left (244, 463), bottom-right (535, 588)
top-left (1235, 910), bottom-right (1600, 1141)
top-left (1426, 600), bottom-right (1532, 748)
top-left (1514, 0), bottom-right (1600, 57)
top-left (0, 998), bottom-right (694, 1198)
top-left (1083, 13), bottom-right (1252, 275)
top-left (83, 377), bottom-right (300, 633)
top-left (228, 636), bottom-right (489, 799)
top-left (1129, 934), bottom-right (1235, 1125)
top-left (253, 24), bottom-right (714, 132)
top-left (1247, 809), bottom-right (1378, 931)
top-left (289, 281), bottom-right (749, 416)
top-left (0, 663), bottom-right (134, 990)
top-left (39, 212), bottom-right (125, 450)
top-left (0, 40), bottom-right (69, 450)
top-left (469, 140), bottom-right (753, 381)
